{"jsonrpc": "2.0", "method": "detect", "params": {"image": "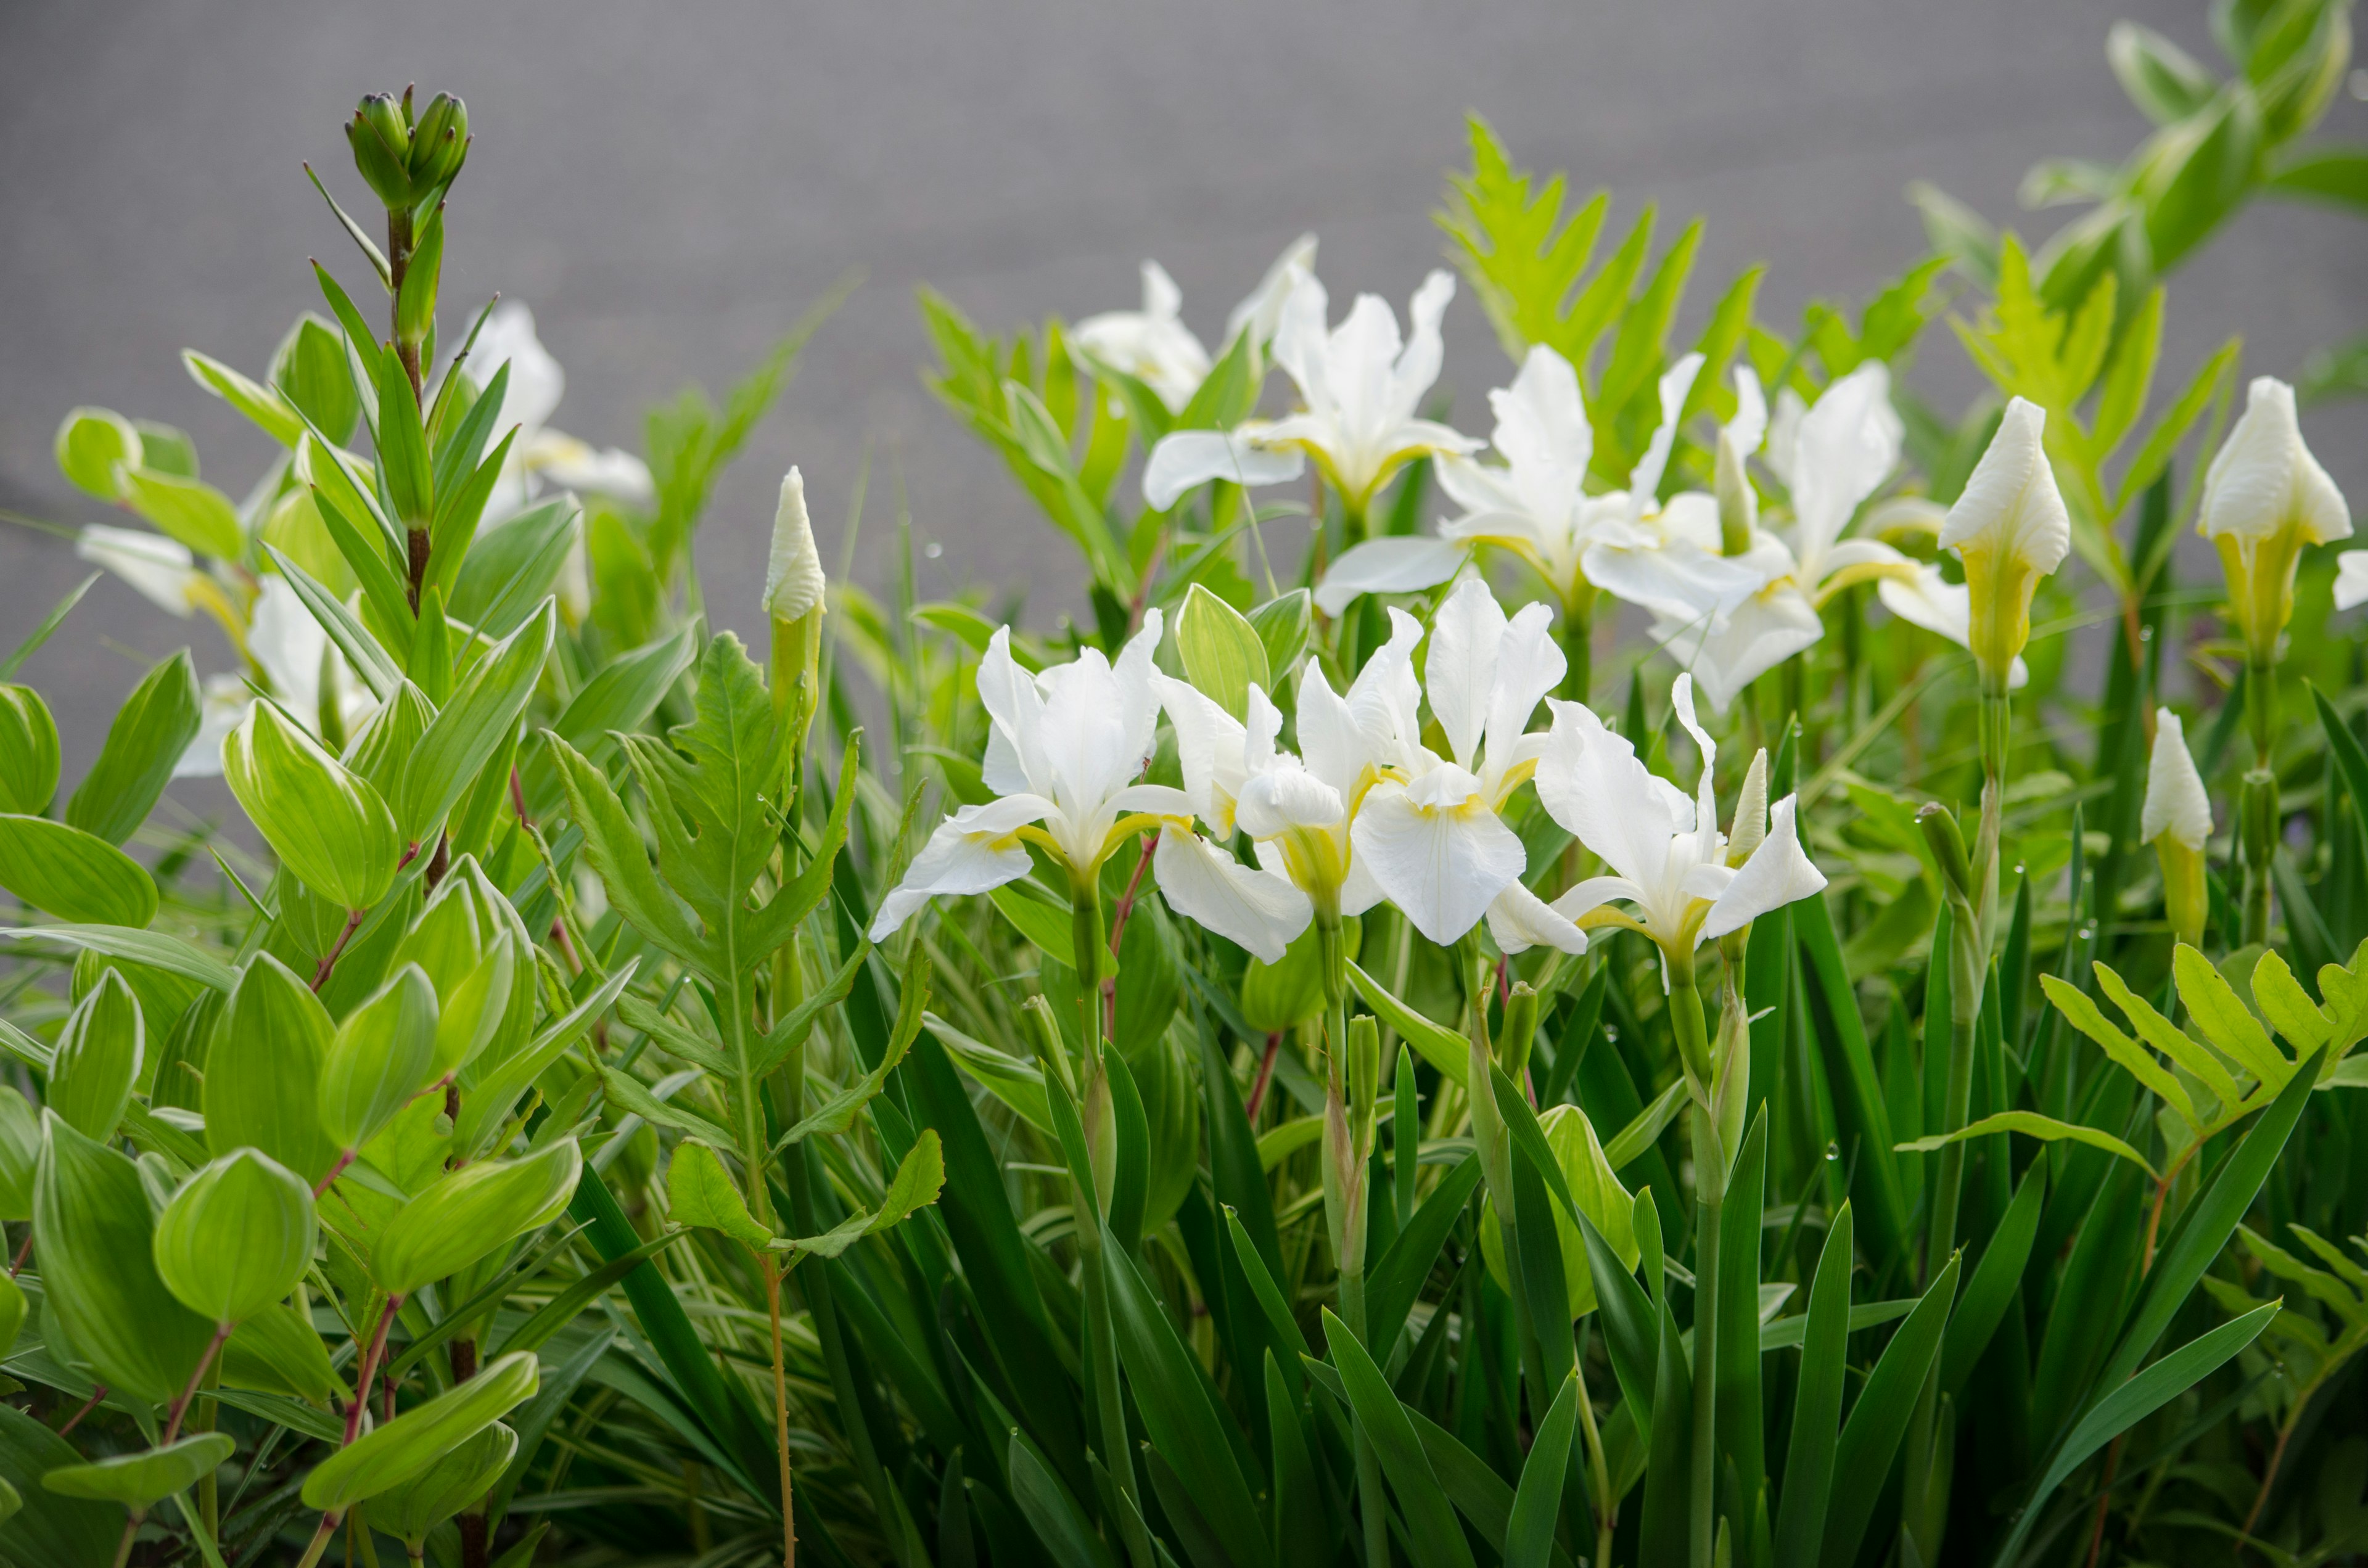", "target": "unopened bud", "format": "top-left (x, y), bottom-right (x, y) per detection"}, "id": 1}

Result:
top-left (347, 96), bottom-right (414, 209)
top-left (407, 93), bottom-right (470, 193)
top-left (767, 467), bottom-right (828, 748)
top-left (1916, 802), bottom-right (1975, 908)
